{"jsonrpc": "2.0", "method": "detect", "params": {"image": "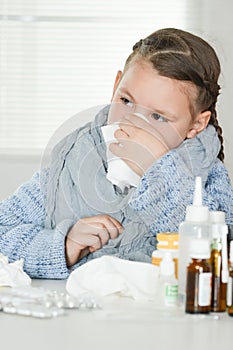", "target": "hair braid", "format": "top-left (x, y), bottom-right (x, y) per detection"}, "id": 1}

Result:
top-left (209, 107), bottom-right (224, 161)
top-left (200, 80), bottom-right (224, 161)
